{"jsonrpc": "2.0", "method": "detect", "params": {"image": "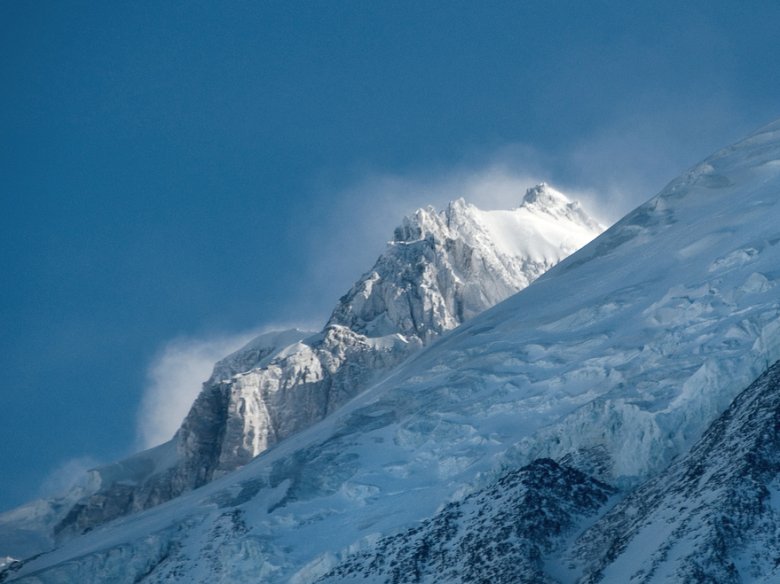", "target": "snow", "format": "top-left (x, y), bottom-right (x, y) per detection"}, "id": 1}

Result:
top-left (570, 359), bottom-right (780, 583)
top-left (470, 185), bottom-right (600, 264)
top-left (208, 329), bottom-right (314, 383)
top-left (8, 121), bottom-right (780, 583)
